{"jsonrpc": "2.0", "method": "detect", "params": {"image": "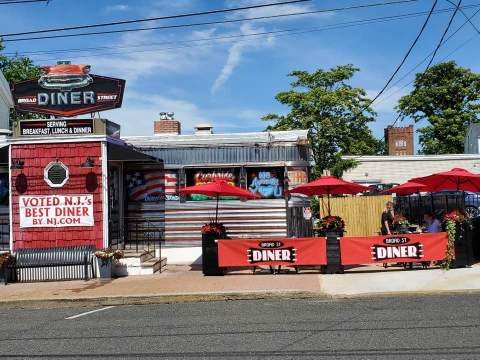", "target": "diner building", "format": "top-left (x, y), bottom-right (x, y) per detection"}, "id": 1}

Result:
top-left (123, 115), bottom-right (312, 264)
